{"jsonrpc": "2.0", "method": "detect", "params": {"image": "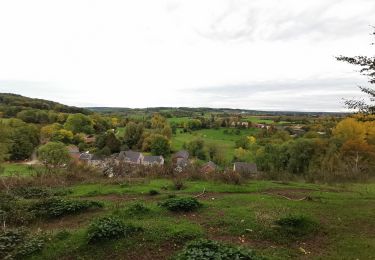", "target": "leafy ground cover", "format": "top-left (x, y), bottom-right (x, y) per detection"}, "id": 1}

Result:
top-left (1, 179), bottom-right (371, 259)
